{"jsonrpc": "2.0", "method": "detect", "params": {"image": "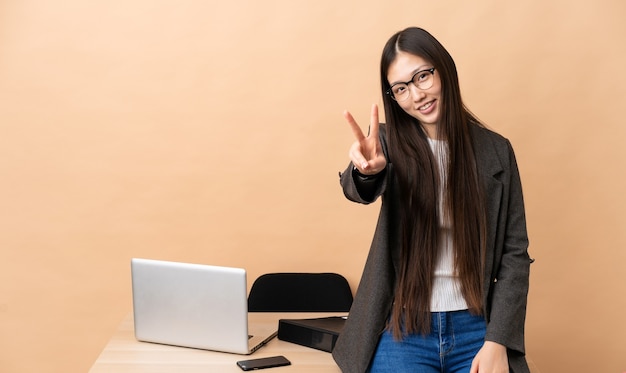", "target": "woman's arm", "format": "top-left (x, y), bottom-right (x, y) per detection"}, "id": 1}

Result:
top-left (339, 165), bottom-right (387, 203)
top-left (484, 140), bottom-right (531, 354)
